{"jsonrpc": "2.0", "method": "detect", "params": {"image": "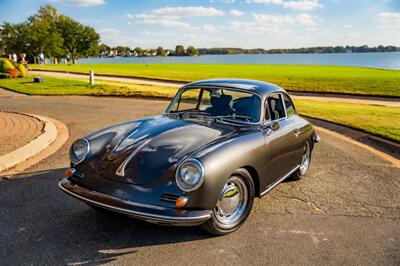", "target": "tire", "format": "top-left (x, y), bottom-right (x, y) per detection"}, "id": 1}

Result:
top-left (291, 140), bottom-right (312, 181)
top-left (201, 168), bottom-right (255, 236)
